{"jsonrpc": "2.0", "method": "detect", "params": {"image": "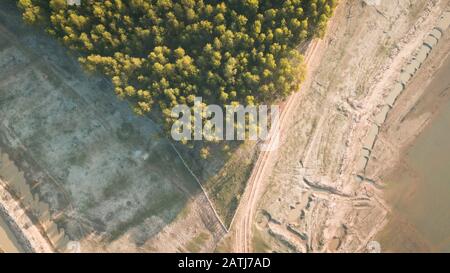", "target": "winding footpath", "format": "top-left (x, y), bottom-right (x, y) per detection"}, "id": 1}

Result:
top-left (230, 1), bottom-right (346, 251)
